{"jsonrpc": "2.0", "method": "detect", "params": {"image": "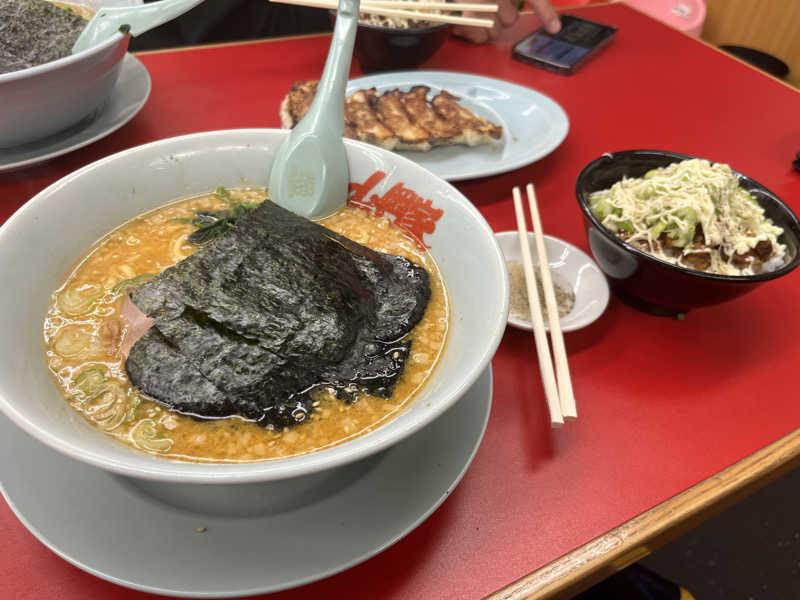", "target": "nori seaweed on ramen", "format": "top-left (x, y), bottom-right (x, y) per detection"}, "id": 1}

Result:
top-left (125, 199), bottom-right (432, 429)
